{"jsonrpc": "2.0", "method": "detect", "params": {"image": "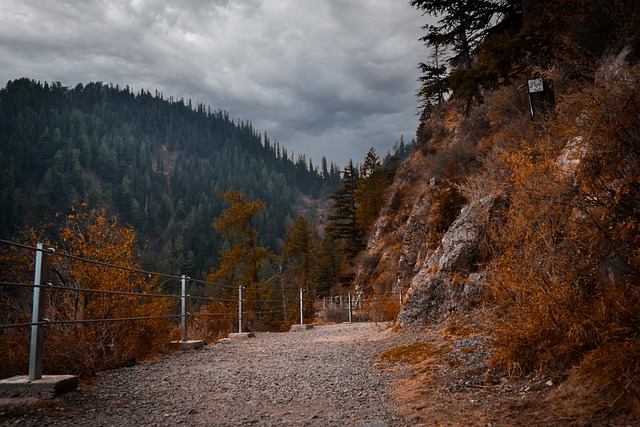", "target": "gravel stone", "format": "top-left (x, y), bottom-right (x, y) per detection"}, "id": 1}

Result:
top-left (1, 323), bottom-right (409, 426)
